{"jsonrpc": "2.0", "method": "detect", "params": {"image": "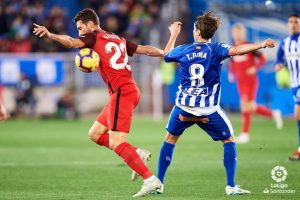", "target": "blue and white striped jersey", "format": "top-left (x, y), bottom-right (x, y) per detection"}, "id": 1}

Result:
top-left (164, 42), bottom-right (231, 108)
top-left (276, 33), bottom-right (300, 88)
